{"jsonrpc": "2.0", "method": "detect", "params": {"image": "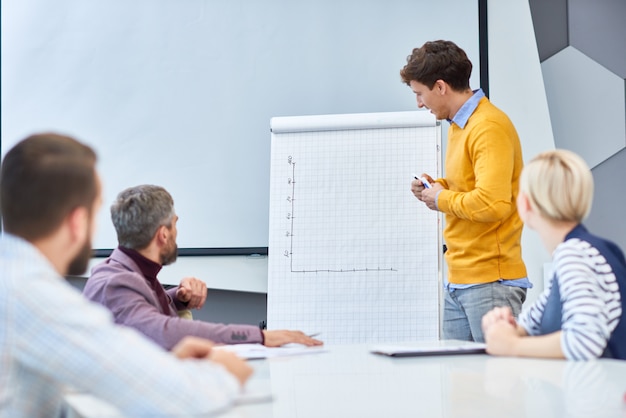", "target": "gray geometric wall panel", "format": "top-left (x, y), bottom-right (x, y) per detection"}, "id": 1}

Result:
top-left (528, 0), bottom-right (568, 61)
top-left (585, 148), bottom-right (626, 253)
top-left (569, 0), bottom-right (626, 79)
top-left (531, 0), bottom-right (626, 169)
top-left (541, 46), bottom-right (625, 168)
top-left (530, 0), bottom-right (626, 250)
